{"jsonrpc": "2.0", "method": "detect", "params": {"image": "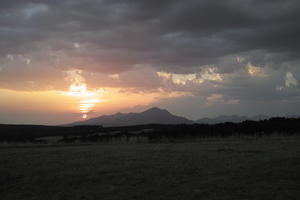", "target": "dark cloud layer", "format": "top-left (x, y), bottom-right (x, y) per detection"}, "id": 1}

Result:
top-left (1, 0), bottom-right (300, 73)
